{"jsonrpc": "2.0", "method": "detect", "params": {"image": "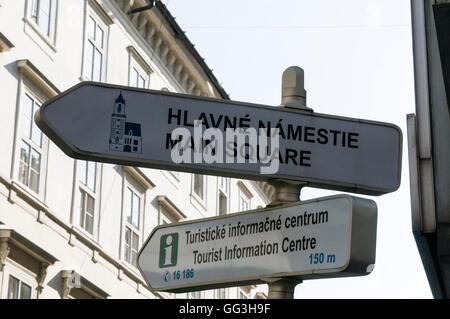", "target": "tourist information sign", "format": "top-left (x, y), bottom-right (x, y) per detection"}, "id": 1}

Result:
top-left (35, 82), bottom-right (401, 195)
top-left (137, 195), bottom-right (377, 292)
